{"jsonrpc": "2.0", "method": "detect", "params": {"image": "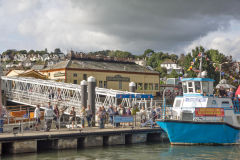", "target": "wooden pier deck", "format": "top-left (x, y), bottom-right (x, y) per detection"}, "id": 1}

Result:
top-left (0, 126), bottom-right (168, 155)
